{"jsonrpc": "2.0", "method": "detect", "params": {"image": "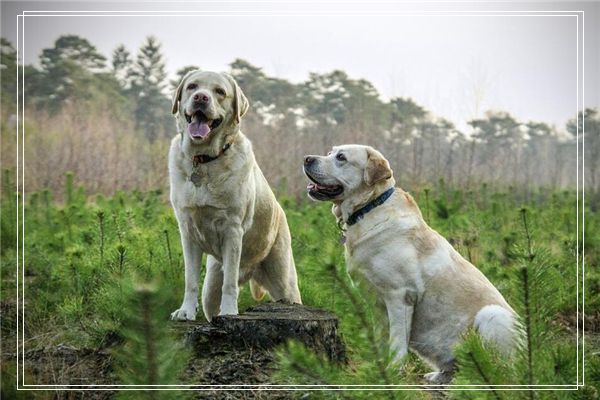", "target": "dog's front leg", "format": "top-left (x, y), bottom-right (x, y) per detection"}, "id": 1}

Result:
top-left (219, 226), bottom-right (243, 315)
top-left (171, 221), bottom-right (203, 321)
top-left (385, 290), bottom-right (416, 365)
